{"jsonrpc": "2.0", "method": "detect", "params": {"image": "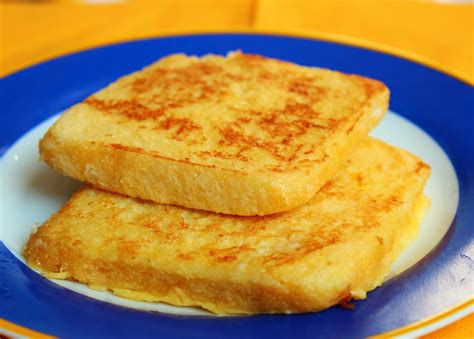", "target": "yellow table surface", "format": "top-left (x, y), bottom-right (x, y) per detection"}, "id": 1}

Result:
top-left (0, 0), bottom-right (473, 337)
